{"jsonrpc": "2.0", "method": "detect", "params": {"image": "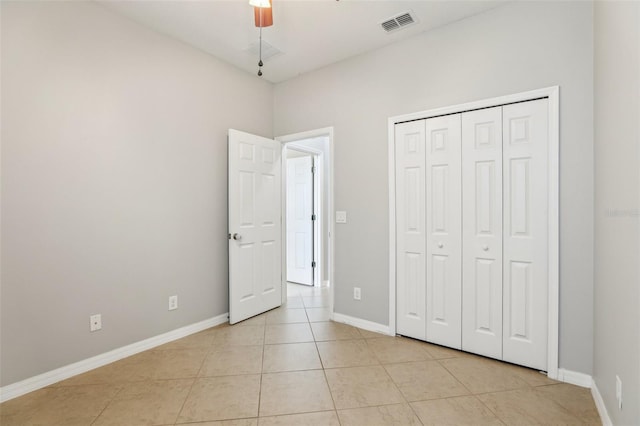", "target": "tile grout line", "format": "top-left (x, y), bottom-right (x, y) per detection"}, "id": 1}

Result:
top-left (171, 330), bottom-right (216, 425)
top-left (257, 316), bottom-right (268, 419)
top-left (312, 315), bottom-right (343, 425)
top-left (434, 357), bottom-right (527, 426)
top-left (369, 342), bottom-right (428, 426)
top-left (88, 384), bottom-right (126, 426)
